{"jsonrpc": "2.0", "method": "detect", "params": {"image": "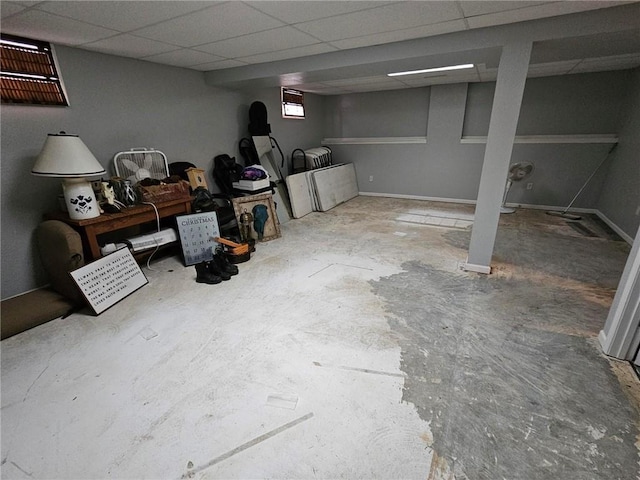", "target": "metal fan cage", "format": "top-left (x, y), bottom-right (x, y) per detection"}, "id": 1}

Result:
top-left (508, 162), bottom-right (534, 181)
